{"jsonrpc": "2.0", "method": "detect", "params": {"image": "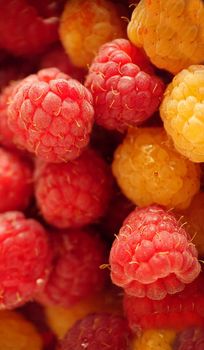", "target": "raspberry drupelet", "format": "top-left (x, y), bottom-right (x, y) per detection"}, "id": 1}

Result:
top-left (85, 38), bottom-right (165, 132)
top-left (131, 329), bottom-right (176, 350)
top-left (35, 148), bottom-right (113, 228)
top-left (110, 205), bottom-right (201, 300)
top-left (124, 273), bottom-right (204, 331)
top-left (8, 68), bottom-right (94, 163)
top-left (59, 313), bottom-right (132, 350)
top-left (0, 148), bottom-right (33, 212)
top-left (160, 65), bottom-right (204, 163)
top-left (174, 327), bottom-right (204, 350)
top-left (128, 0), bottom-right (204, 74)
top-left (0, 211), bottom-right (51, 309)
top-left (112, 127), bottom-right (200, 210)
top-left (59, 0), bottom-right (126, 68)
top-left (0, 0), bottom-right (59, 56)
top-left (0, 310), bottom-right (43, 350)
top-left (37, 228), bottom-right (108, 308)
